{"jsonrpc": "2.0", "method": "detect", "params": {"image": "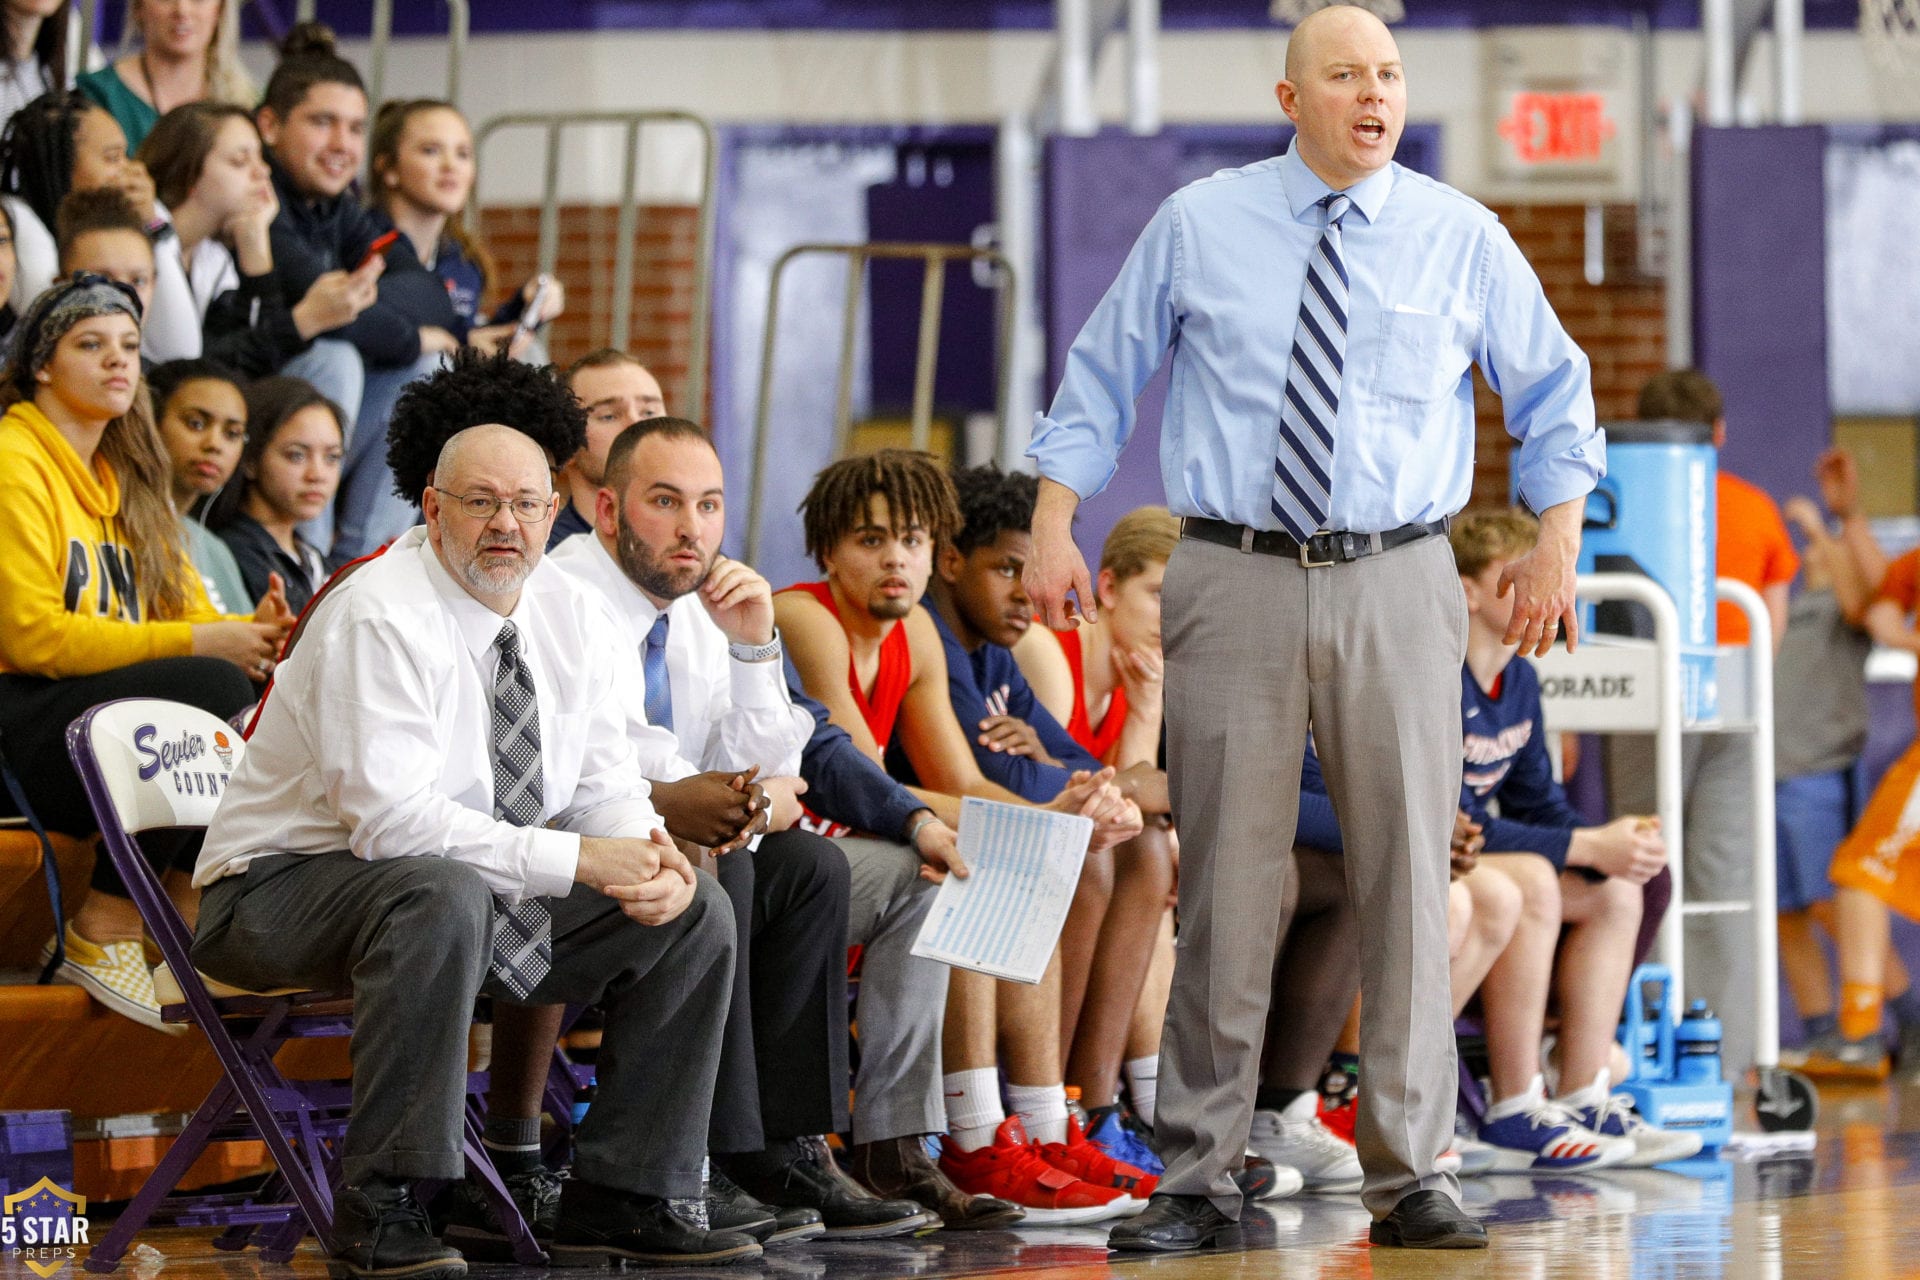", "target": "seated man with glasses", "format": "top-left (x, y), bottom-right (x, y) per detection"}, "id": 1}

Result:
top-left (193, 353), bottom-right (759, 1277)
